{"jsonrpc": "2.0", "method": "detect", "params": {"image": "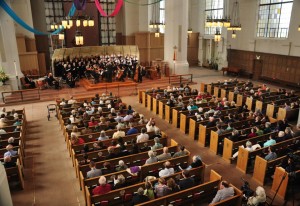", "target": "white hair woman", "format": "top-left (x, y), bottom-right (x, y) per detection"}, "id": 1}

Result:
top-left (92, 176), bottom-right (112, 195)
top-left (247, 186), bottom-right (266, 206)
